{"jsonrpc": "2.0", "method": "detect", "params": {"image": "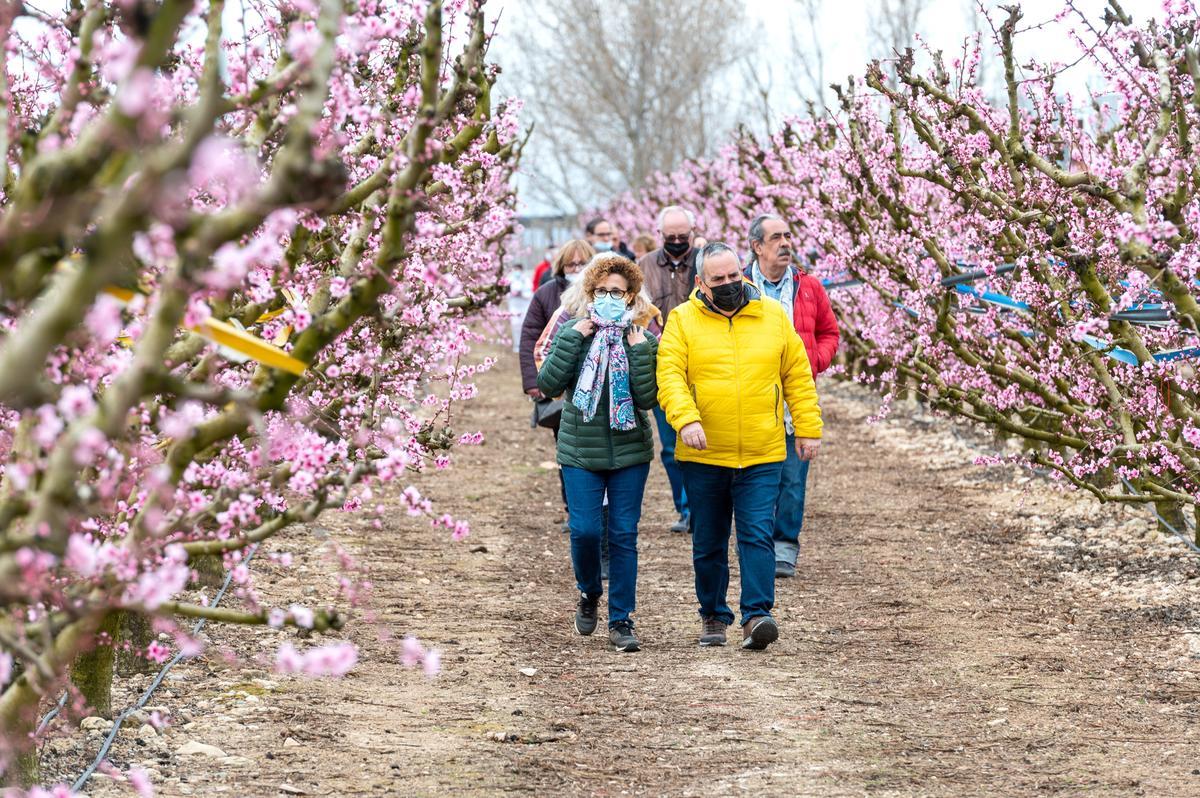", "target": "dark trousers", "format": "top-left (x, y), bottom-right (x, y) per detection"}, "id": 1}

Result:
top-left (773, 434), bottom-right (811, 566)
top-left (681, 460), bottom-right (783, 626)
